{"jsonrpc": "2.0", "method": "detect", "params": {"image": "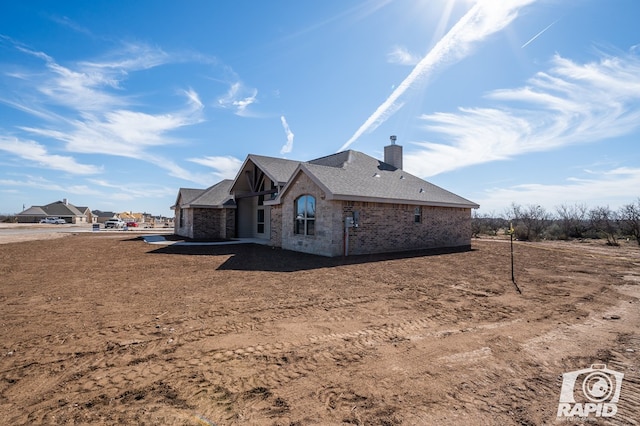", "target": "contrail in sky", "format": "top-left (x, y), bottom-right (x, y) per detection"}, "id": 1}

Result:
top-left (339, 0), bottom-right (536, 152)
top-left (521, 20), bottom-right (557, 48)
